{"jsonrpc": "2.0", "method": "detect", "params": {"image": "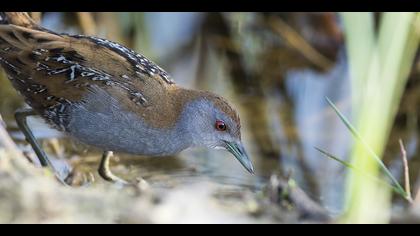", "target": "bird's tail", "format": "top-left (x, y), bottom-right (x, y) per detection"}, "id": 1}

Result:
top-left (0, 12), bottom-right (46, 93)
top-left (0, 12), bottom-right (39, 29)
top-left (0, 12), bottom-right (39, 55)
